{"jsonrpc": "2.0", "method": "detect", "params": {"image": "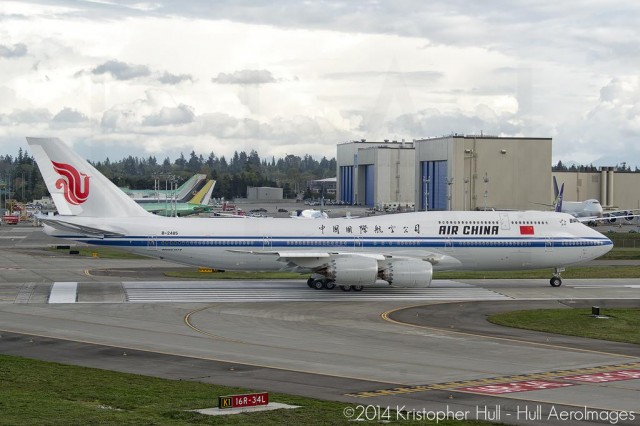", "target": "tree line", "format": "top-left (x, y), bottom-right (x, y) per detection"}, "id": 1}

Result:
top-left (552, 160), bottom-right (640, 172)
top-left (0, 148), bottom-right (337, 203)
